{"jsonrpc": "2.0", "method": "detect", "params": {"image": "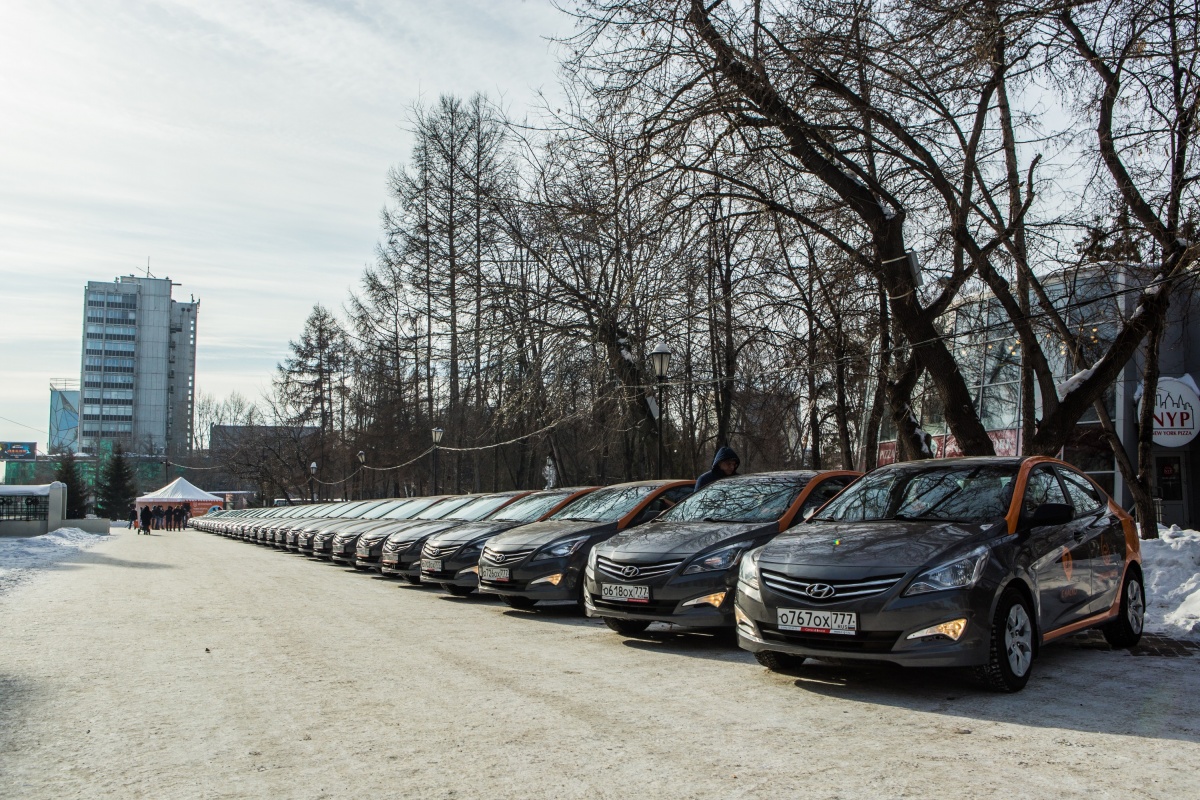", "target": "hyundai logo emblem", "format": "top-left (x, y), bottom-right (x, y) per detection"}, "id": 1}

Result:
top-left (430, 548), bottom-right (440, 557)
top-left (805, 583), bottom-right (836, 599)
top-left (493, 553), bottom-right (506, 563)
top-left (621, 565), bottom-right (640, 578)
